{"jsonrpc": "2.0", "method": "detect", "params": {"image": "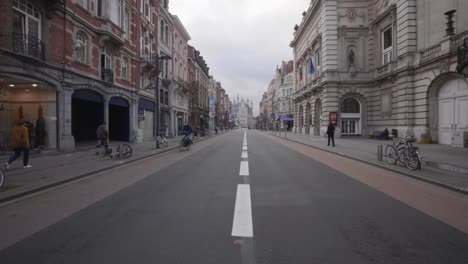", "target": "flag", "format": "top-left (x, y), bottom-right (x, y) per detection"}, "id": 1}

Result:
top-left (309, 58), bottom-right (315, 75)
